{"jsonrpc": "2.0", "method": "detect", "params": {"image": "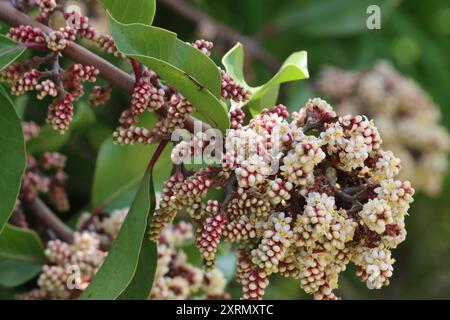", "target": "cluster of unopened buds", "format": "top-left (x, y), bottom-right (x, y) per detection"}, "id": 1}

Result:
top-left (152, 222), bottom-right (229, 300)
top-left (113, 40), bottom-right (251, 145)
top-left (0, 1), bottom-right (135, 134)
top-left (151, 97), bottom-right (415, 300)
top-left (20, 209), bottom-right (228, 300)
top-left (2, 0), bottom-right (251, 143)
top-left (0, 51), bottom-right (99, 133)
top-left (16, 122), bottom-right (70, 216)
top-left (316, 61), bottom-right (450, 195)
